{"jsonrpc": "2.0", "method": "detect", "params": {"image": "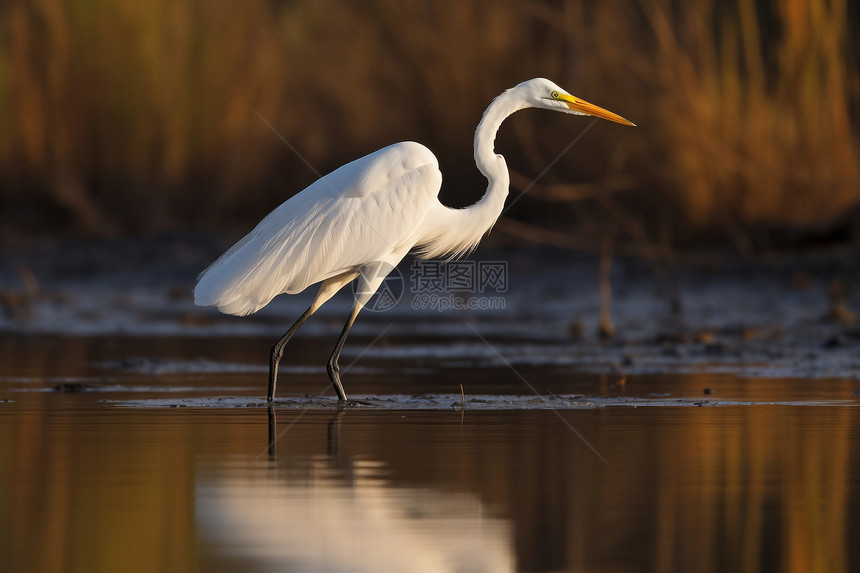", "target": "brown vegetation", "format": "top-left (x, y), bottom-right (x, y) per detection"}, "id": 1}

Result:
top-left (0, 0), bottom-right (857, 243)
